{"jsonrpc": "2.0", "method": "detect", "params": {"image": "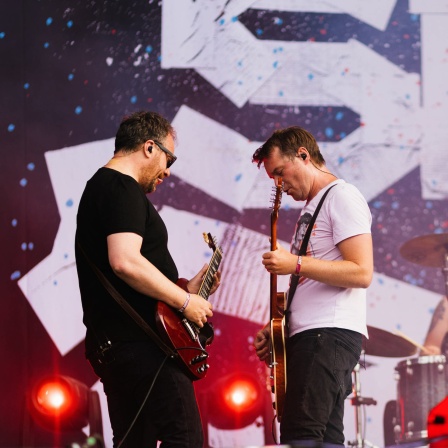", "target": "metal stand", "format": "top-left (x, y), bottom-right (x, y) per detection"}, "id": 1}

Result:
top-left (443, 249), bottom-right (448, 298)
top-left (347, 363), bottom-right (379, 448)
